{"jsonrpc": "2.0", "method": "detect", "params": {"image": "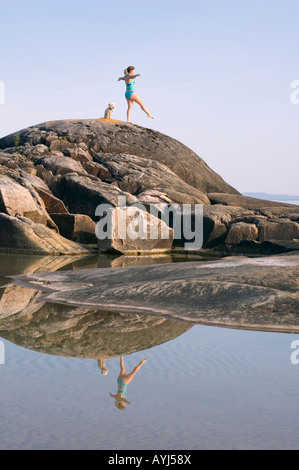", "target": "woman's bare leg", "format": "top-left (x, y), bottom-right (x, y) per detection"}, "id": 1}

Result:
top-left (131, 93), bottom-right (154, 119)
top-left (119, 356), bottom-right (126, 376)
top-left (122, 359), bottom-right (148, 385)
top-left (126, 98), bottom-right (134, 122)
